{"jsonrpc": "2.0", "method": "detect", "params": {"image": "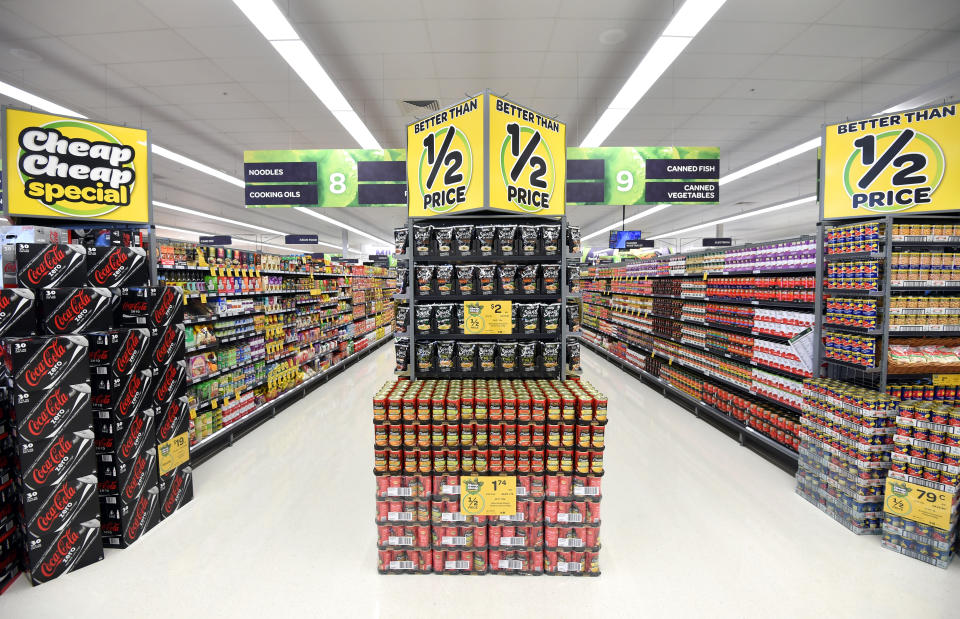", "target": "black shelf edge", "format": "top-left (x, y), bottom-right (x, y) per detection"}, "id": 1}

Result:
top-left (412, 254), bottom-right (562, 262)
top-left (823, 252), bottom-right (884, 261)
top-left (823, 324), bottom-right (883, 336)
top-left (823, 358), bottom-right (882, 373)
top-left (822, 288), bottom-right (883, 297)
top-left (583, 266), bottom-right (817, 278)
top-left (415, 294), bottom-right (562, 302)
top-left (185, 354), bottom-right (267, 386)
top-left (414, 333), bottom-right (561, 341)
